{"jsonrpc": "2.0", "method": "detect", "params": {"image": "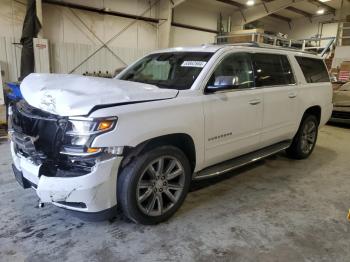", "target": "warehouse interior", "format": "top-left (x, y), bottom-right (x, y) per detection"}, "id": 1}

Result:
top-left (0, 0), bottom-right (350, 261)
